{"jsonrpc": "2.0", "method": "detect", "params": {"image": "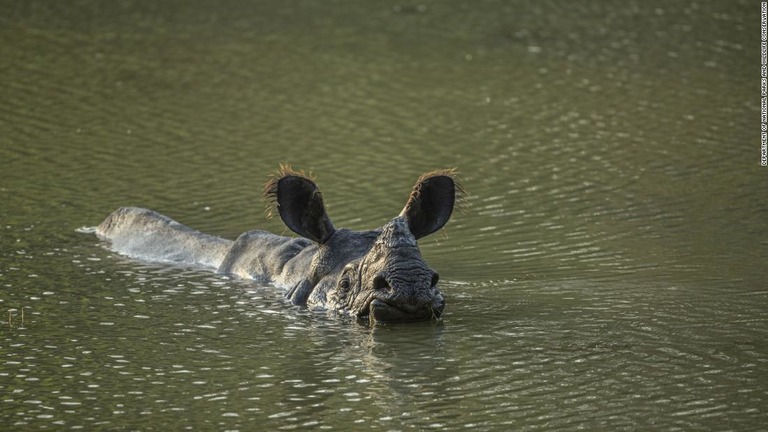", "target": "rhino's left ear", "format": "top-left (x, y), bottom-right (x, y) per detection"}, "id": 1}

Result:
top-left (264, 165), bottom-right (336, 244)
top-left (400, 169), bottom-right (463, 239)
